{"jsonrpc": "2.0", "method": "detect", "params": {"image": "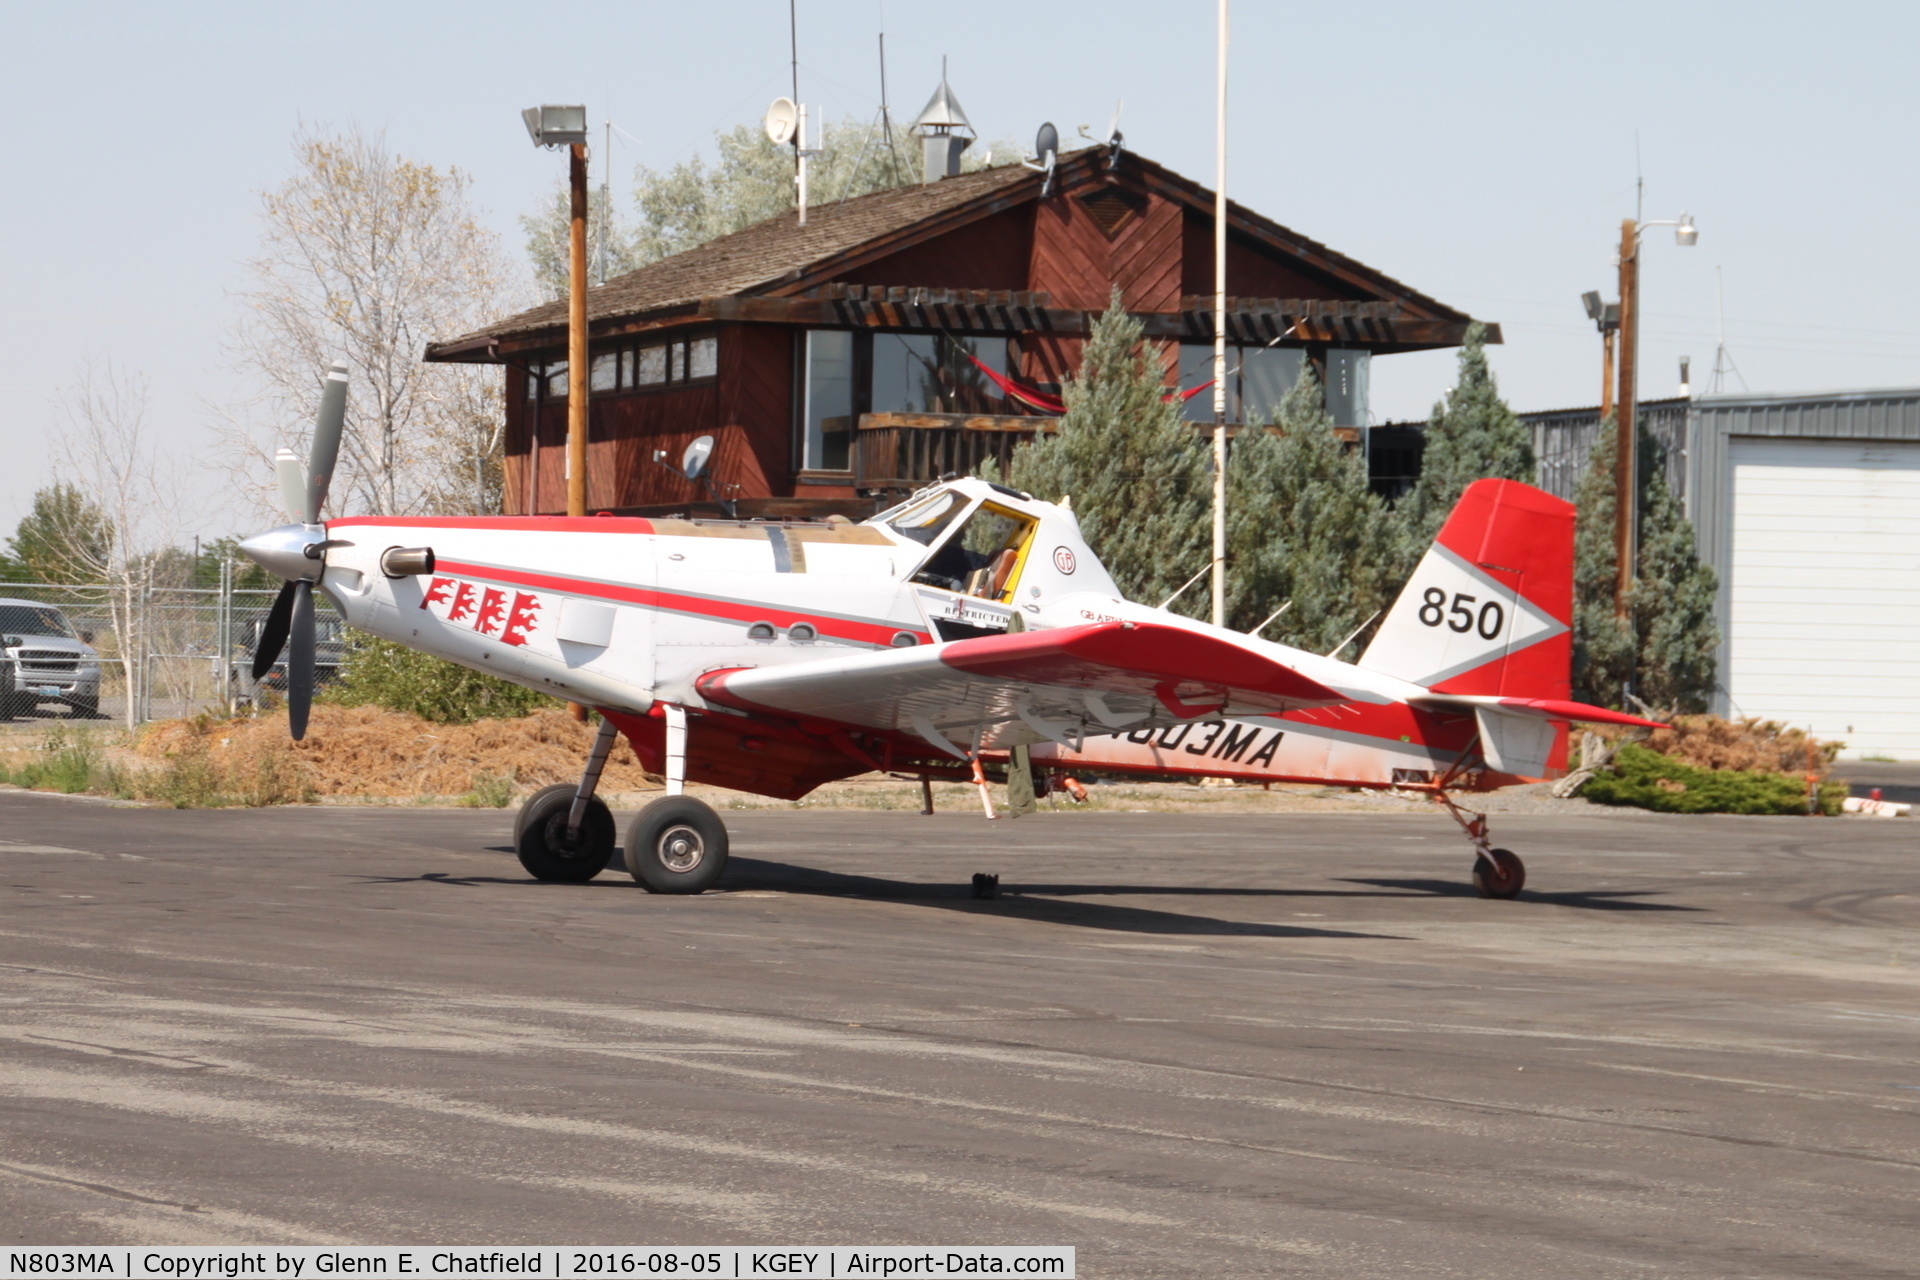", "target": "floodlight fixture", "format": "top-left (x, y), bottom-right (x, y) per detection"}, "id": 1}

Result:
top-left (1675, 213), bottom-right (1698, 246)
top-left (1582, 290), bottom-right (1604, 323)
top-left (522, 105), bottom-right (588, 149)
